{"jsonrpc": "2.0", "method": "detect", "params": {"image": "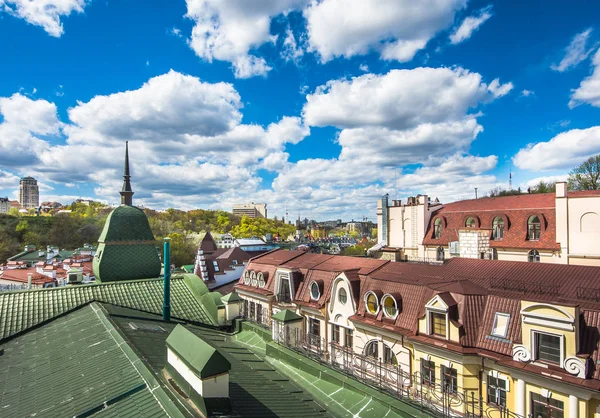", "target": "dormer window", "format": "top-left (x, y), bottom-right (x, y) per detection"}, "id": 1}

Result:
top-left (491, 313), bottom-right (510, 338)
top-left (528, 215), bottom-right (541, 240)
top-left (338, 288), bottom-right (347, 305)
top-left (492, 217), bottom-right (504, 240)
top-left (275, 272), bottom-right (293, 303)
top-left (257, 272), bottom-right (265, 288)
top-left (431, 312), bottom-right (447, 337)
top-left (528, 249), bottom-right (540, 263)
top-left (365, 291), bottom-right (379, 315)
top-left (533, 332), bottom-right (562, 365)
top-left (310, 281), bottom-right (320, 301)
top-left (465, 216), bottom-right (476, 228)
top-left (213, 261), bottom-right (220, 272)
top-left (382, 294), bottom-right (399, 319)
top-left (433, 218), bottom-right (442, 239)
